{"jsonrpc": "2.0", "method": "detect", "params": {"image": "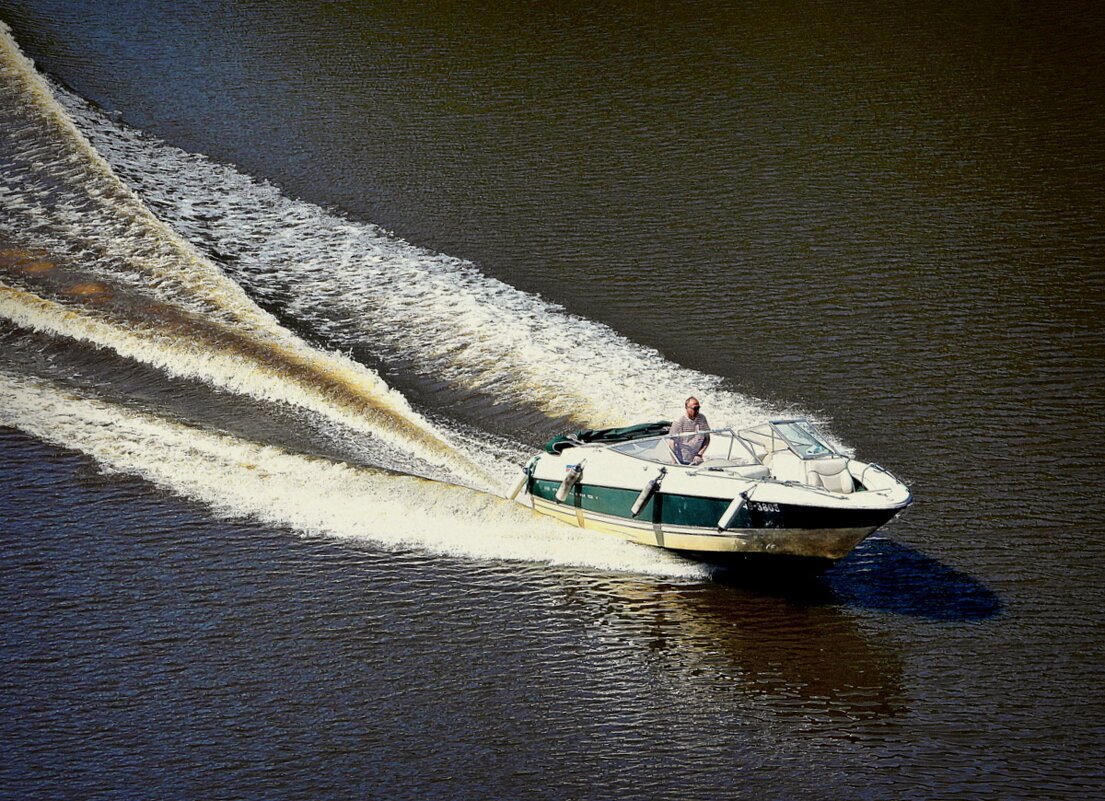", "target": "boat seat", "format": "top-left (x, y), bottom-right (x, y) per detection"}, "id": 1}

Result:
top-left (766, 451), bottom-right (854, 492)
top-left (765, 450), bottom-right (806, 483)
top-left (805, 457), bottom-right (854, 493)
